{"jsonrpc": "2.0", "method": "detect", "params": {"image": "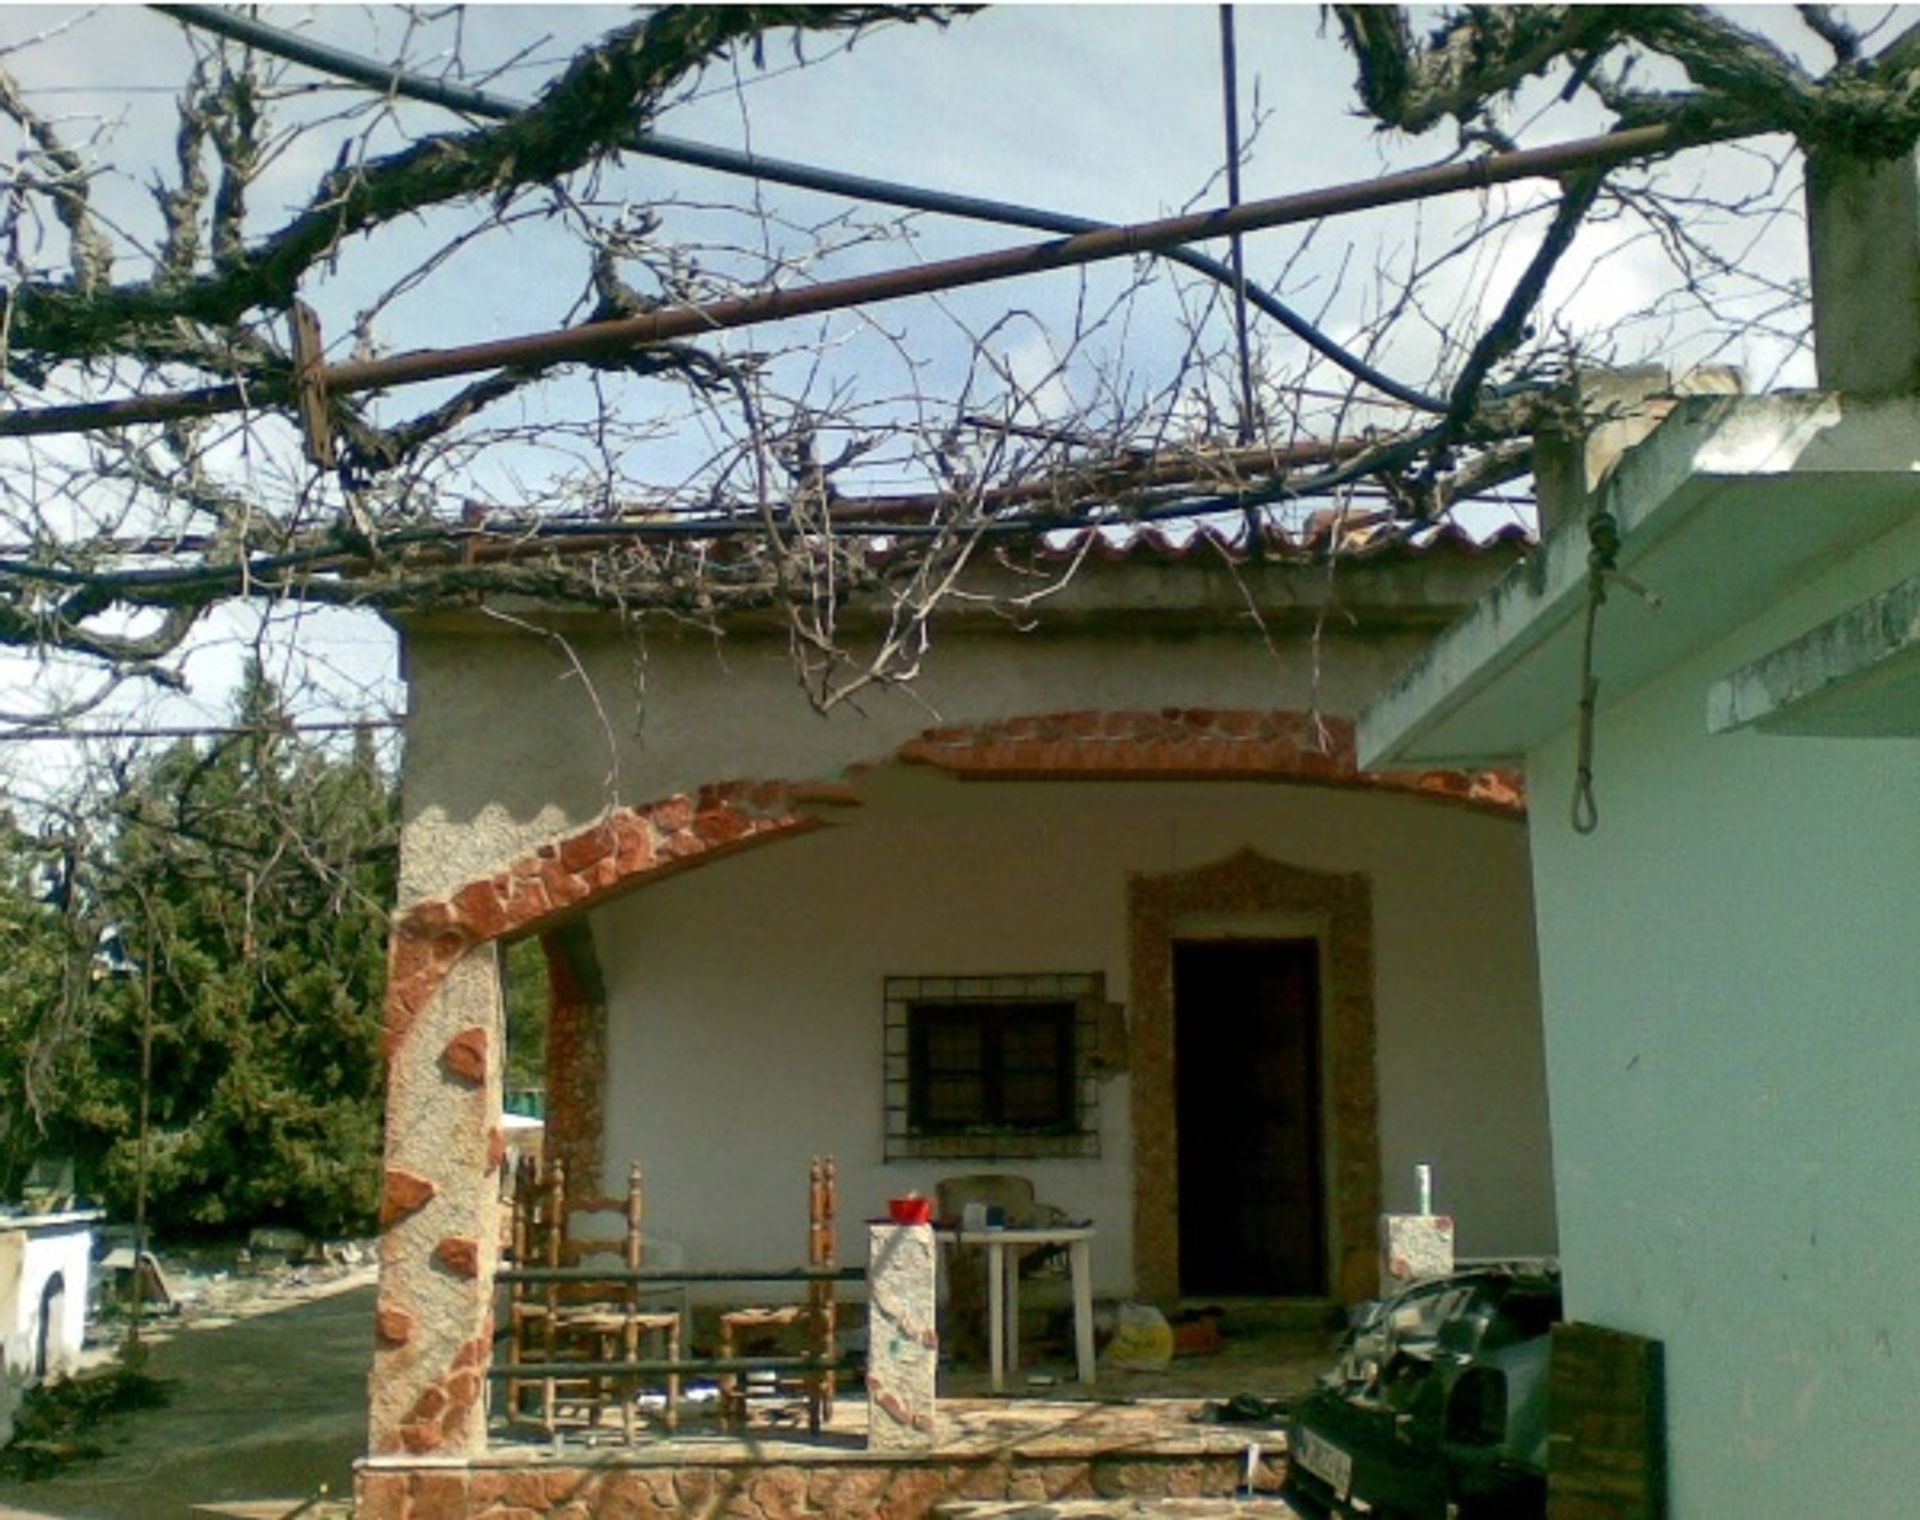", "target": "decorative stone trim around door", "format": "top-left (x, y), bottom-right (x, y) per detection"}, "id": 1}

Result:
top-left (1127, 848), bottom-right (1381, 1305)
